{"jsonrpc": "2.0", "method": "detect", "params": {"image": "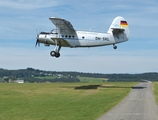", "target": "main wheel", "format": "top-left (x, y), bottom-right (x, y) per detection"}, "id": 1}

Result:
top-left (50, 51), bottom-right (56, 57)
top-left (55, 52), bottom-right (60, 58)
